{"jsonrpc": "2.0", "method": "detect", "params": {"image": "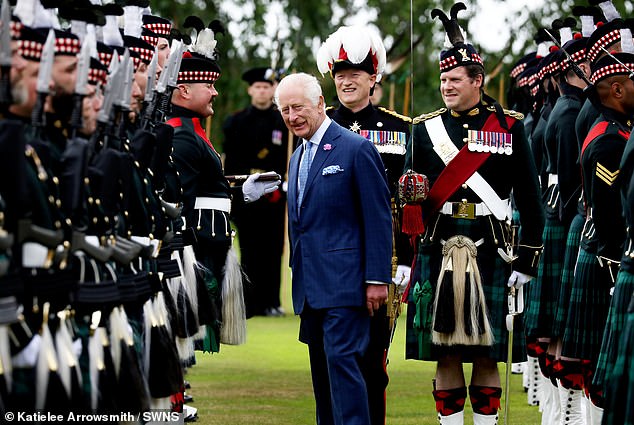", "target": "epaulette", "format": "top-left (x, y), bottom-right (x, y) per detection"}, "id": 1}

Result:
top-left (412, 108), bottom-right (447, 124)
top-left (325, 105), bottom-right (335, 112)
top-left (377, 106), bottom-right (412, 123)
top-left (486, 105), bottom-right (524, 120)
